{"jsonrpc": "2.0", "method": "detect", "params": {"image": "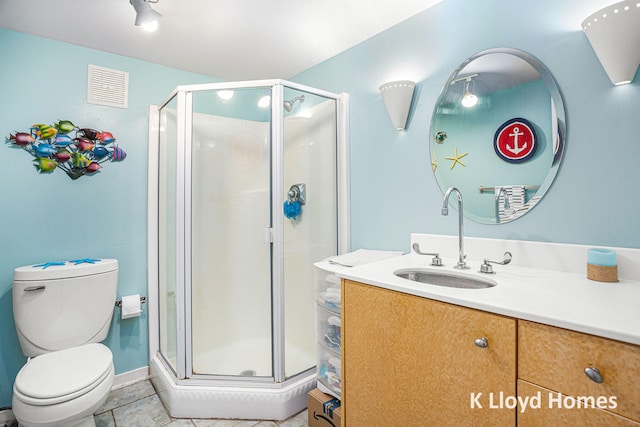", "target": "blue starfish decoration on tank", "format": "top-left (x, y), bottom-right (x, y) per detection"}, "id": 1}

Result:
top-left (32, 261), bottom-right (66, 269)
top-left (69, 258), bottom-right (102, 265)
